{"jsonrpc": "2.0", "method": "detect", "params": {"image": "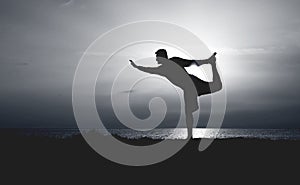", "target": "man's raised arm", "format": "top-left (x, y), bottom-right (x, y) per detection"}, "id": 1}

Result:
top-left (195, 52), bottom-right (217, 66)
top-left (129, 60), bottom-right (160, 74)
